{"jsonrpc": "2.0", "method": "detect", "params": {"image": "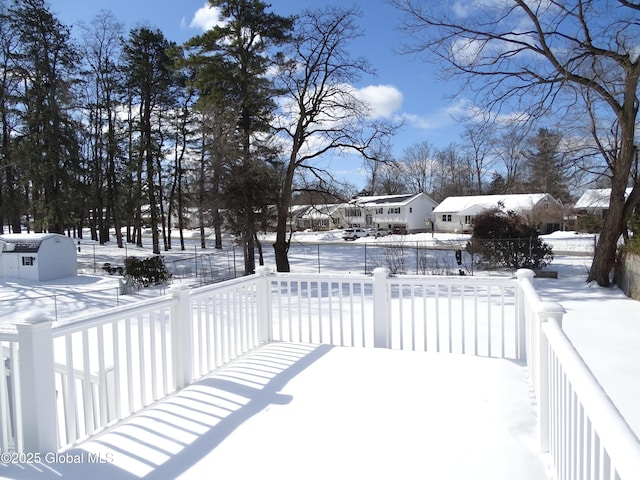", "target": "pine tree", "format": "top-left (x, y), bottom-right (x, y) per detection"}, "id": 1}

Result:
top-left (524, 128), bottom-right (571, 203)
top-left (9, 0), bottom-right (81, 233)
top-left (122, 27), bottom-right (177, 254)
top-left (186, 0), bottom-right (293, 275)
